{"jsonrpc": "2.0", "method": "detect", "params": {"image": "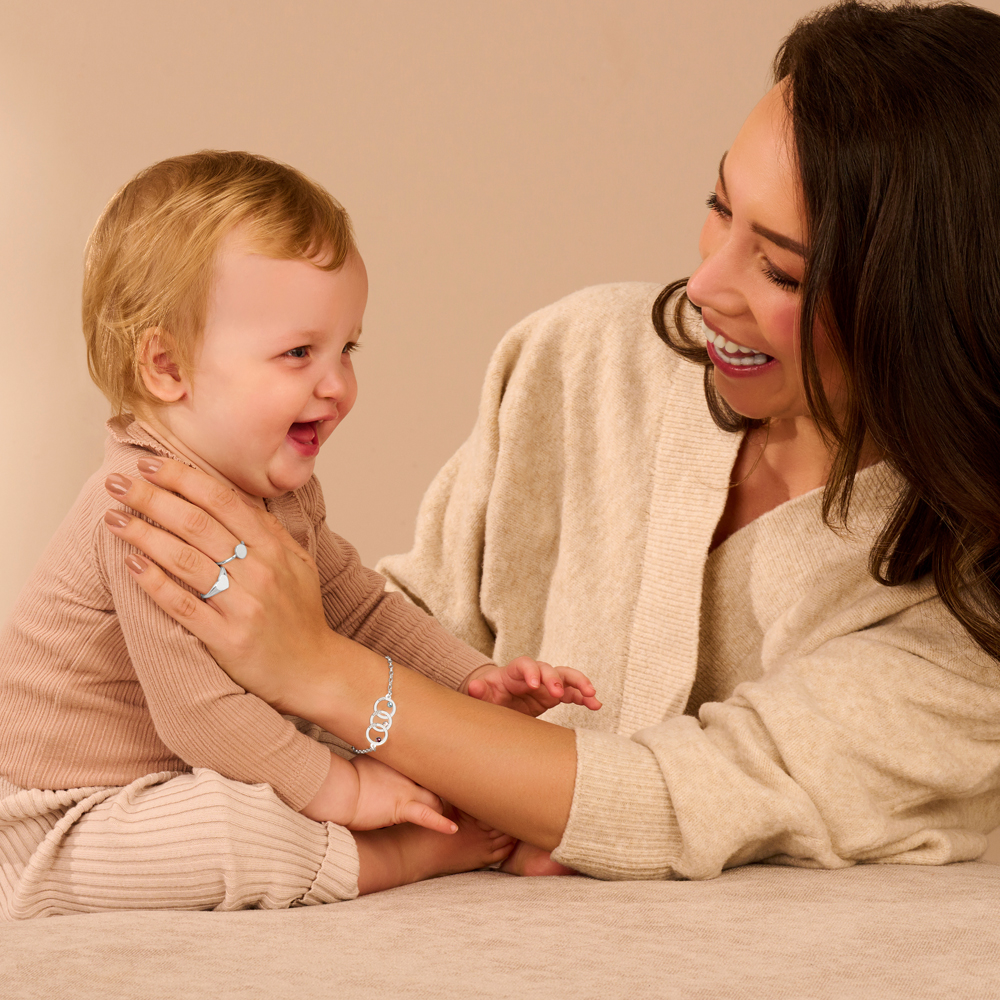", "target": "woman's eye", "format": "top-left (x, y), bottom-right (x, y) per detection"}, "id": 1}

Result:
top-left (762, 262), bottom-right (800, 292)
top-left (706, 192), bottom-right (732, 219)
top-left (285, 347), bottom-right (308, 359)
